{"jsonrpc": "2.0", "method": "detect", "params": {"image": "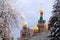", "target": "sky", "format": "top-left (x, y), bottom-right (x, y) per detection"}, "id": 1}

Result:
top-left (10, 0), bottom-right (54, 40)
